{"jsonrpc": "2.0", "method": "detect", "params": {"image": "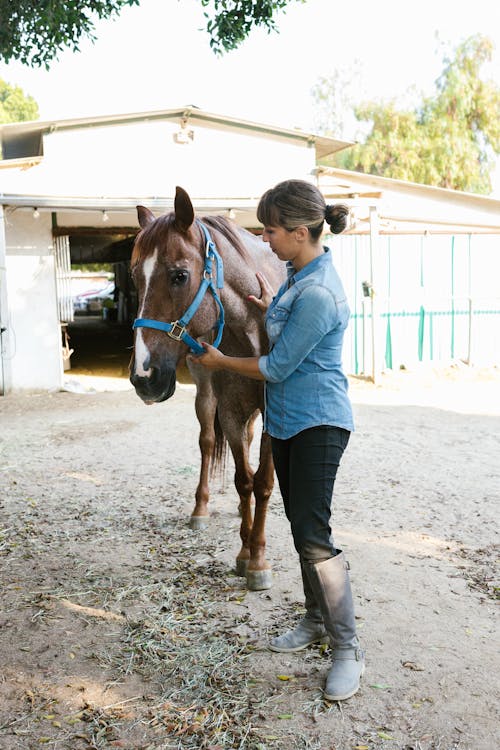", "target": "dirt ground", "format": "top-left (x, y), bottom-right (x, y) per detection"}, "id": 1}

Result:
top-left (0, 360), bottom-right (499, 750)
